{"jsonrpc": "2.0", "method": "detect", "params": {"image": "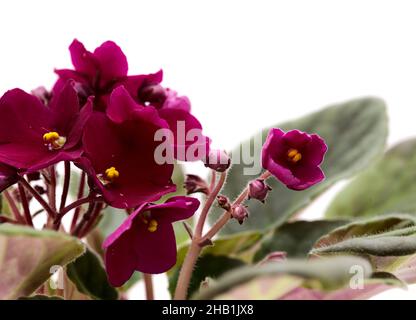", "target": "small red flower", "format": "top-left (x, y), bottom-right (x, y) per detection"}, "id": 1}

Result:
top-left (103, 196), bottom-right (200, 287)
top-left (79, 86), bottom-right (176, 209)
top-left (0, 81), bottom-right (91, 172)
top-left (262, 129), bottom-right (327, 190)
